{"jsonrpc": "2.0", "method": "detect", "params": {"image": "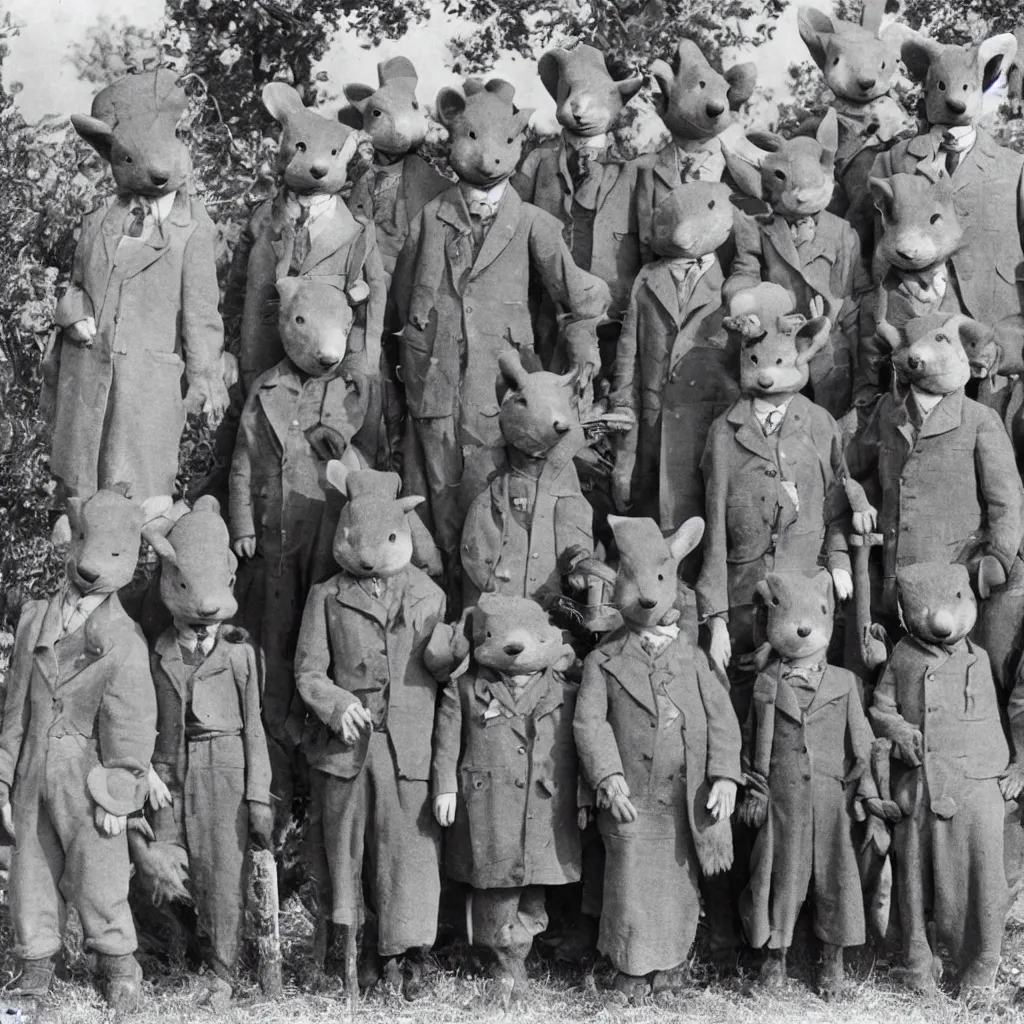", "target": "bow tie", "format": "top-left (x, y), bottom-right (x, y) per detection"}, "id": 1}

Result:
top-left (788, 216), bottom-right (816, 247)
top-left (667, 256), bottom-right (709, 286)
top-left (467, 196), bottom-right (500, 224)
top-left (762, 408), bottom-right (785, 436)
top-left (783, 664), bottom-right (822, 688)
top-left (123, 197), bottom-right (151, 238)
